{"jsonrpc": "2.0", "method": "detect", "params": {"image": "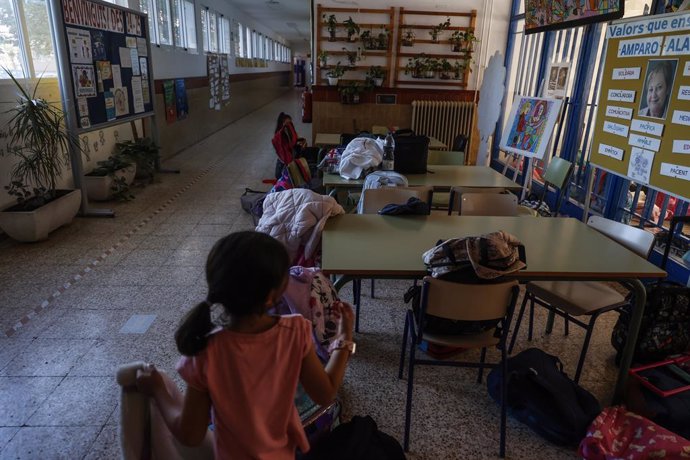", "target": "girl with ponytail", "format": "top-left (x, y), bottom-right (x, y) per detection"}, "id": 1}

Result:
top-left (136, 231), bottom-right (355, 459)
